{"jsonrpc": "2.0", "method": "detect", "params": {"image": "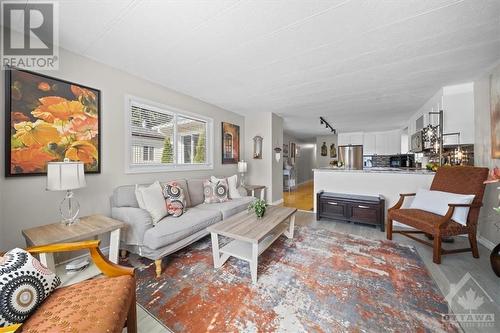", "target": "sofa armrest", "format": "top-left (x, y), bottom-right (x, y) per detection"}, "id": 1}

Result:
top-left (111, 207), bottom-right (153, 246)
